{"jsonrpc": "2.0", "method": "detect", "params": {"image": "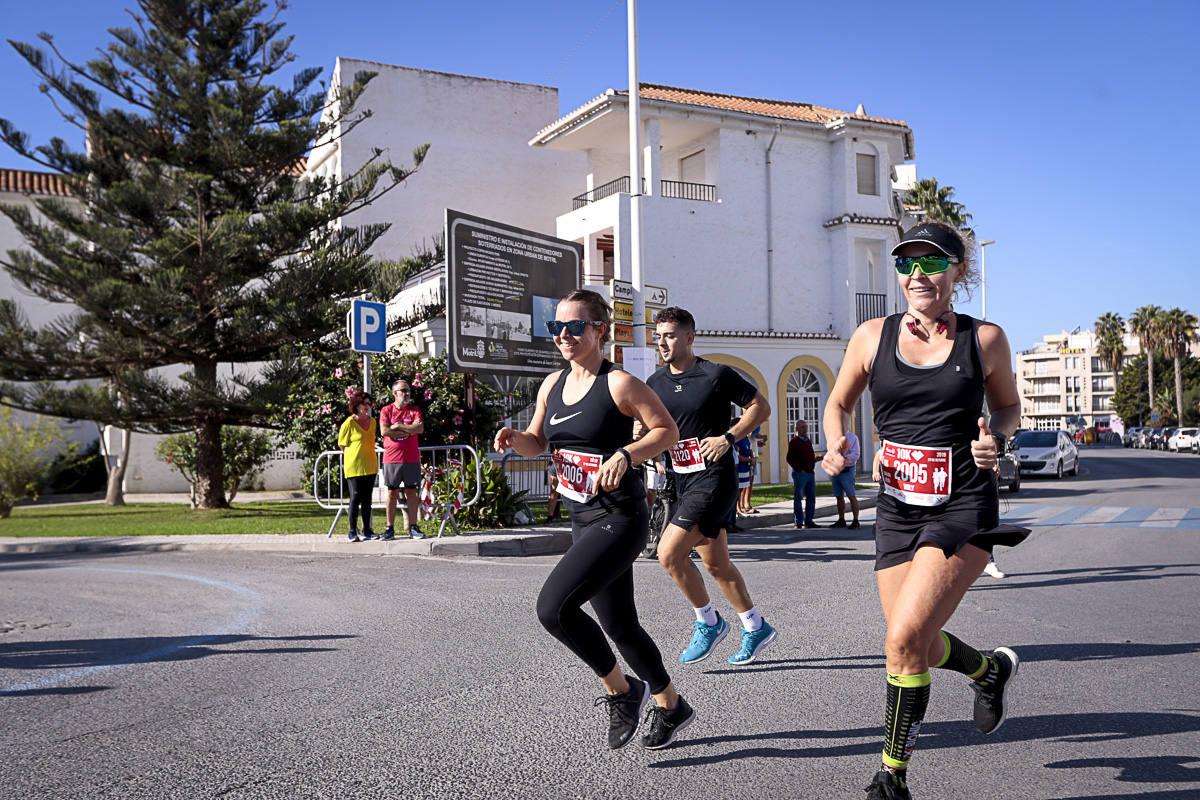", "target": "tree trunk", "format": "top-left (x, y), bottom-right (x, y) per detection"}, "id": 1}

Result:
top-left (1175, 356), bottom-right (1184, 429)
top-left (193, 359), bottom-right (228, 509)
top-left (1147, 354), bottom-right (1156, 413)
top-left (104, 426), bottom-right (131, 506)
